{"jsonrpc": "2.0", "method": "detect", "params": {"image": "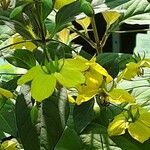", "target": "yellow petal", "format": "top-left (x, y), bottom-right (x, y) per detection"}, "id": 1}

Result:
top-left (58, 28), bottom-right (70, 44)
top-left (31, 73), bottom-right (56, 102)
top-left (1, 140), bottom-right (18, 150)
top-left (139, 112), bottom-right (150, 127)
top-left (17, 66), bottom-right (43, 85)
top-left (76, 16), bottom-right (91, 31)
top-left (102, 11), bottom-right (121, 27)
top-left (108, 114), bottom-right (128, 136)
top-left (118, 62), bottom-right (139, 81)
top-left (128, 120), bottom-right (150, 143)
top-left (68, 95), bottom-right (76, 103)
top-left (138, 59), bottom-right (150, 68)
top-left (109, 88), bottom-right (135, 104)
top-left (88, 58), bottom-right (113, 83)
top-left (0, 88), bottom-right (13, 98)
